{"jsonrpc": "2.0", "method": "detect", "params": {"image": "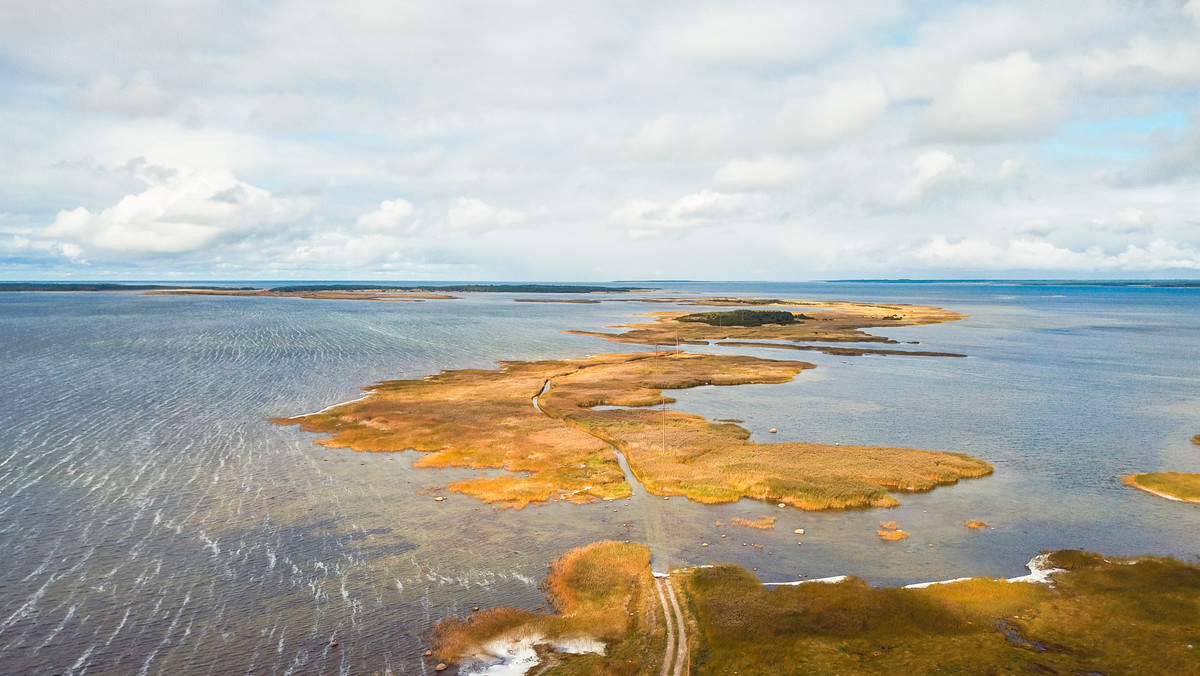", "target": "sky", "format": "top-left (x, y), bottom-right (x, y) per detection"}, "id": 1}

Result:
top-left (2, 0), bottom-right (1200, 281)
